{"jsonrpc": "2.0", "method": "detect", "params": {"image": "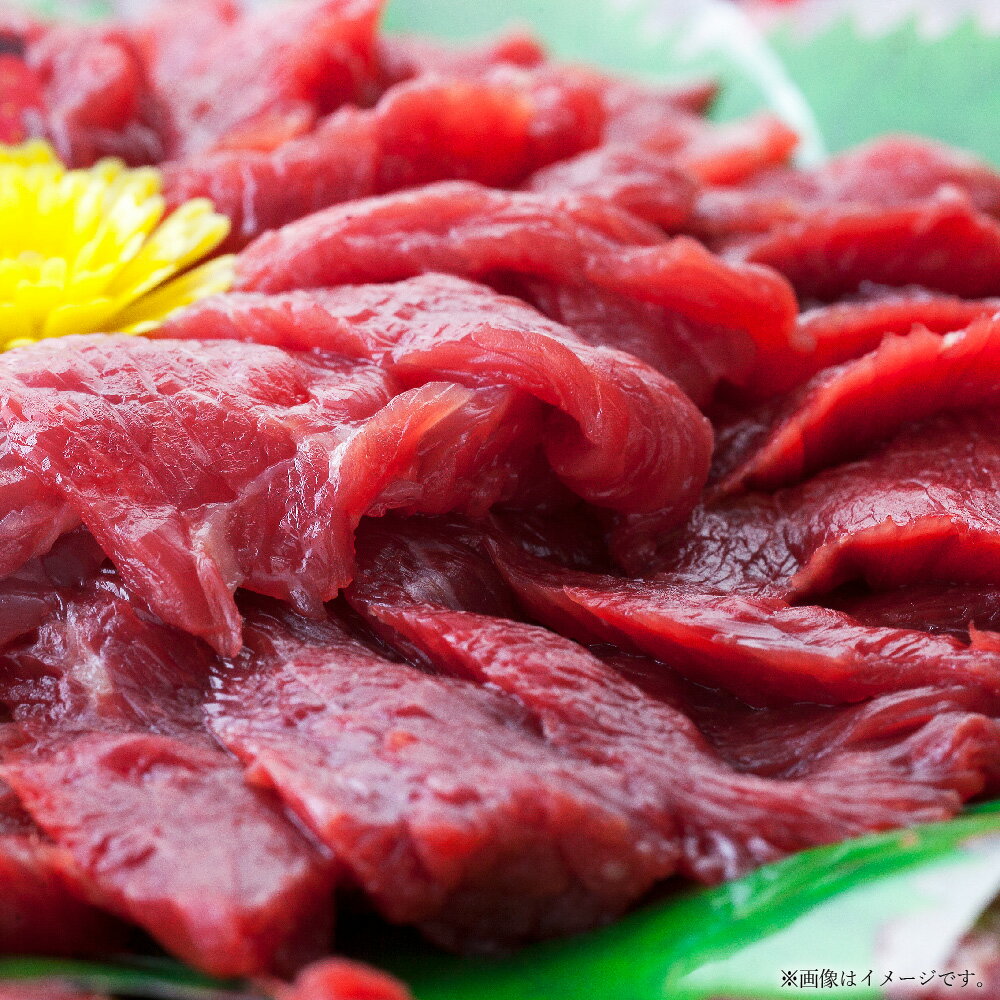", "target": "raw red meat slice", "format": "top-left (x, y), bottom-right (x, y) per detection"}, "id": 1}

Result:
top-left (0, 985), bottom-right (107, 1000)
top-left (525, 144), bottom-right (697, 231)
top-left (268, 959), bottom-right (413, 1000)
top-left (164, 68), bottom-right (606, 249)
top-left (719, 318), bottom-right (1000, 492)
top-left (0, 781), bottom-right (126, 957)
top-left (140, 0), bottom-right (383, 157)
top-left (651, 412), bottom-right (1000, 601)
top-left (777, 287), bottom-right (1000, 395)
top-left (377, 30), bottom-right (546, 87)
top-left (25, 24), bottom-right (163, 166)
top-left (206, 597), bottom-right (677, 951)
top-left (489, 542), bottom-right (1000, 706)
top-left (0, 334), bottom-right (550, 652)
top-left (673, 113), bottom-right (799, 185)
top-left (826, 586), bottom-right (1000, 642)
top-left (367, 603), bottom-right (1000, 882)
top-left (737, 191), bottom-right (1000, 300)
top-left (0, 586), bottom-right (334, 977)
top-left (0, 50), bottom-right (44, 144)
top-left (158, 274), bottom-right (712, 519)
top-left (235, 181), bottom-right (800, 395)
